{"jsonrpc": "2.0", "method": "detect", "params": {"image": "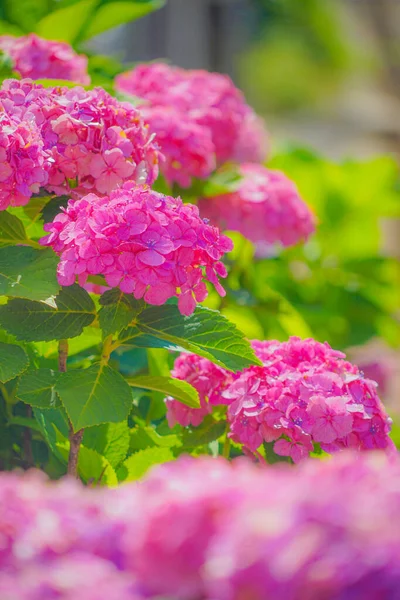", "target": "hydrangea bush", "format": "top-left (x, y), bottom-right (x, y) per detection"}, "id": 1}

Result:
top-left (0, 5), bottom-right (399, 598)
